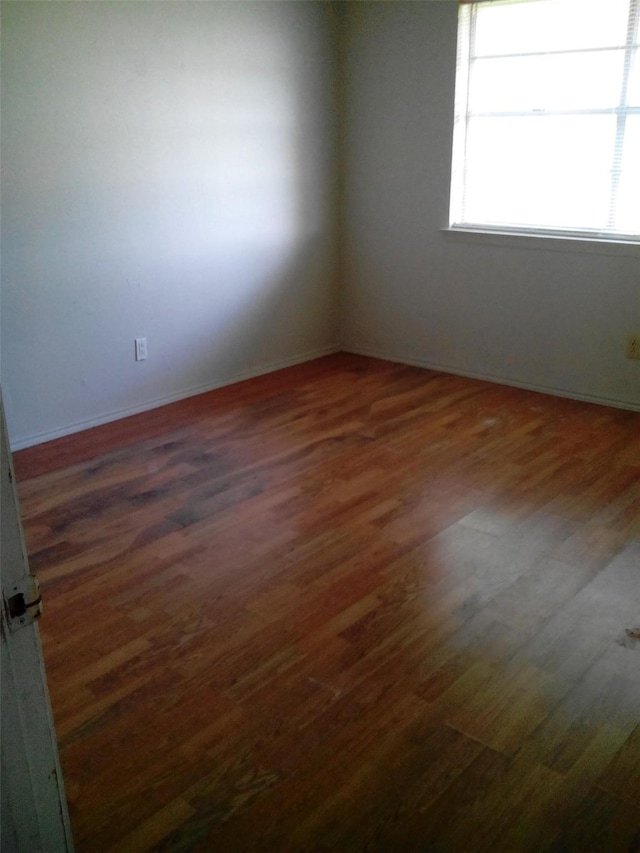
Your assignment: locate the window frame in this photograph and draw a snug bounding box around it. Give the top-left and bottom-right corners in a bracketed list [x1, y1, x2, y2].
[448, 0, 640, 246]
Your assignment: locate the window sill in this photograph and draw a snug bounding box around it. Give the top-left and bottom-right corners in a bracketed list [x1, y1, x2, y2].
[441, 226, 640, 259]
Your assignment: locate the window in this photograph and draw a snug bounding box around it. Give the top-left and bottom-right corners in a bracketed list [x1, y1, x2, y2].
[450, 0, 640, 241]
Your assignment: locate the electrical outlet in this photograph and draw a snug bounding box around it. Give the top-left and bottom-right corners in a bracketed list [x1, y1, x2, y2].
[135, 337, 148, 361]
[626, 334, 640, 360]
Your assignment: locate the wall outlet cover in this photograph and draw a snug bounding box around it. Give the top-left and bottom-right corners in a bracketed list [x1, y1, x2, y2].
[135, 337, 148, 361]
[625, 334, 640, 360]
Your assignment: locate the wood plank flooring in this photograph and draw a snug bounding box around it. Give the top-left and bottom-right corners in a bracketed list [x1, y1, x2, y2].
[15, 353, 640, 852]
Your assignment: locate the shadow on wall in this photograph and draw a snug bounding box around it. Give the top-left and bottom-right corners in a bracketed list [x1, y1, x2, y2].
[1, 1, 338, 447]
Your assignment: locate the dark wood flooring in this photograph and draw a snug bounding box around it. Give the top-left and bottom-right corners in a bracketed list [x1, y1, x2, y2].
[15, 353, 640, 852]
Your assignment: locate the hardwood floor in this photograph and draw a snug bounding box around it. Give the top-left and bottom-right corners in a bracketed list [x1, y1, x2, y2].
[15, 353, 640, 852]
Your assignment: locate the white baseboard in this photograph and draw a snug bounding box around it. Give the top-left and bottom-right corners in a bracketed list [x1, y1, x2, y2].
[11, 344, 340, 451]
[343, 344, 640, 414]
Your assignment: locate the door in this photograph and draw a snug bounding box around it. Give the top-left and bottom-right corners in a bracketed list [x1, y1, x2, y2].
[1, 390, 74, 852]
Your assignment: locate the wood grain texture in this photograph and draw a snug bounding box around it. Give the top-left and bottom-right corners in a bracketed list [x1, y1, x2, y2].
[16, 353, 640, 852]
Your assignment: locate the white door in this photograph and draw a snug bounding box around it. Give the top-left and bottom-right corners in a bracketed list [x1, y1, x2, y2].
[1, 390, 74, 852]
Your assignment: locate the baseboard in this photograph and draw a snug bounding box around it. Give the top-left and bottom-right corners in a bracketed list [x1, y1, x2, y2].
[343, 344, 640, 414]
[11, 344, 341, 451]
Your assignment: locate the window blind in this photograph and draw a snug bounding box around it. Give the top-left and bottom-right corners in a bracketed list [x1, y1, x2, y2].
[450, 0, 640, 240]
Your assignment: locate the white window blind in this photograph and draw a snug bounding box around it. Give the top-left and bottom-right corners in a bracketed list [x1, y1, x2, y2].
[450, 0, 640, 240]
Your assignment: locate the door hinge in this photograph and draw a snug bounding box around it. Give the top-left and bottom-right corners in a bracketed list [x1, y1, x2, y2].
[3, 575, 43, 632]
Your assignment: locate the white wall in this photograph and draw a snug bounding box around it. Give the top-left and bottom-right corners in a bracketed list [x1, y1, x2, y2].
[1, 1, 340, 448]
[341, 1, 640, 411]
[3, 1, 639, 451]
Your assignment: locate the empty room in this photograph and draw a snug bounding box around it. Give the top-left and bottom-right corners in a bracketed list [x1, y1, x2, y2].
[1, 0, 639, 850]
